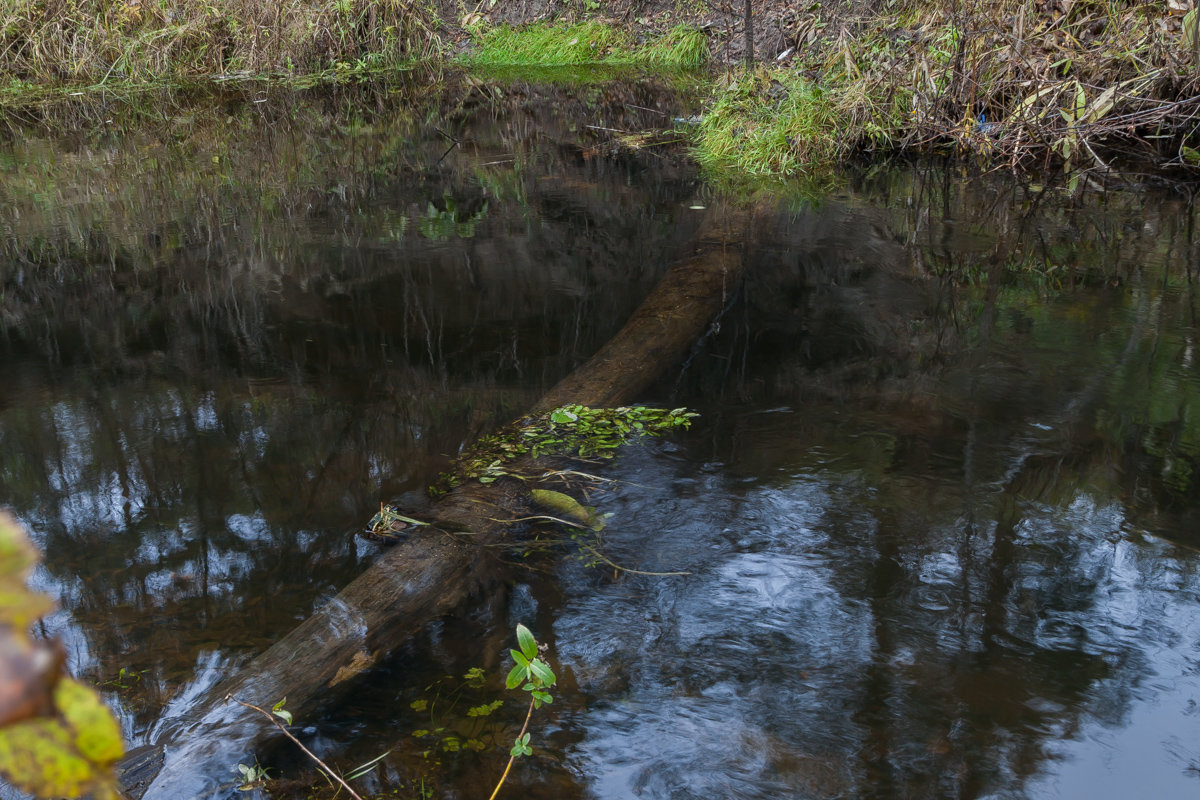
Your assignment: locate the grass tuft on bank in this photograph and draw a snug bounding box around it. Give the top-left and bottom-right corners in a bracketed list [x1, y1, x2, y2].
[694, 70, 841, 176]
[638, 24, 709, 69]
[465, 22, 708, 69]
[466, 21, 630, 66]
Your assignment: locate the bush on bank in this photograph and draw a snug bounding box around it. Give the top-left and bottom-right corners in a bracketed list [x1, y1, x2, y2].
[694, 0, 1200, 174]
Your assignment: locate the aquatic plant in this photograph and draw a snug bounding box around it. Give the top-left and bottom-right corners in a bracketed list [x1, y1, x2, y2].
[432, 404, 697, 494]
[486, 624, 556, 800]
[406, 666, 506, 757]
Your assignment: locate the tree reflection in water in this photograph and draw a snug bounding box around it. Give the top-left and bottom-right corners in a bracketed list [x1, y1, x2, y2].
[2, 84, 1200, 798]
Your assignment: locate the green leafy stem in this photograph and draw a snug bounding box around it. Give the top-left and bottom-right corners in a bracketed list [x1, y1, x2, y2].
[486, 624, 557, 800]
[432, 404, 697, 496]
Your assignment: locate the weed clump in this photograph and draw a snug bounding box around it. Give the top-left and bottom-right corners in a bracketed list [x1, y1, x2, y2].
[695, 70, 841, 175]
[638, 24, 710, 69]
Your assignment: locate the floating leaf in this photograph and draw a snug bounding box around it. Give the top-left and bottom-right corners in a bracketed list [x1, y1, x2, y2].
[463, 667, 485, 688]
[466, 700, 503, 717]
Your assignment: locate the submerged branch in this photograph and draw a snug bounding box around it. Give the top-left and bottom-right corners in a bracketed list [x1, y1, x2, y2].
[225, 697, 364, 800]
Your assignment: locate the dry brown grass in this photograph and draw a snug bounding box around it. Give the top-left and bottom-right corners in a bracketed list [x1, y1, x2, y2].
[698, 0, 1200, 174]
[0, 0, 444, 85]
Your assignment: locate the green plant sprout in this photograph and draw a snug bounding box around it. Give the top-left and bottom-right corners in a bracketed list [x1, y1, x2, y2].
[235, 760, 269, 791]
[486, 624, 557, 800]
[408, 666, 500, 756]
[100, 666, 148, 692]
[270, 697, 293, 725]
[227, 695, 364, 800]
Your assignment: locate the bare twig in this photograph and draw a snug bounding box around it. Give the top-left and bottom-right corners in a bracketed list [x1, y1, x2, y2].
[226, 695, 365, 800]
[576, 544, 692, 577]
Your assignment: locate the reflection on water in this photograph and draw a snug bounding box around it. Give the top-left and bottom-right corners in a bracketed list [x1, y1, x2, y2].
[3, 80, 1200, 798]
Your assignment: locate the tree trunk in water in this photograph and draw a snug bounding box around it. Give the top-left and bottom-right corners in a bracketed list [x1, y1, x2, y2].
[117, 205, 754, 800]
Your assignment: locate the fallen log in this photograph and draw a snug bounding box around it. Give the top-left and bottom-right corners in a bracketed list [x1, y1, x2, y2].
[117, 204, 753, 800]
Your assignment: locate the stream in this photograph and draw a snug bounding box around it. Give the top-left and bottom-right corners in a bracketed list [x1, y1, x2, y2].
[2, 76, 1200, 799]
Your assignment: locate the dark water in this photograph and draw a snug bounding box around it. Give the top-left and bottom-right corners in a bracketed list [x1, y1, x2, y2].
[2, 79, 1200, 799]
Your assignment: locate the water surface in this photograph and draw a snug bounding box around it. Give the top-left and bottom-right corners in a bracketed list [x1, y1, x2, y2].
[2, 79, 1199, 799]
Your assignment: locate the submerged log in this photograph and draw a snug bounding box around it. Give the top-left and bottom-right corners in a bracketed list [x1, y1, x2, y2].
[118, 205, 753, 800]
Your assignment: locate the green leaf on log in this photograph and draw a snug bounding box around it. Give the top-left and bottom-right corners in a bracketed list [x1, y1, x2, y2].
[530, 489, 606, 531]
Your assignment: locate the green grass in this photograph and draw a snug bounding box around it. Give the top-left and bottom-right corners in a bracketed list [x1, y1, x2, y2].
[694, 71, 842, 176]
[637, 25, 710, 69]
[465, 22, 709, 69]
[467, 22, 633, 66]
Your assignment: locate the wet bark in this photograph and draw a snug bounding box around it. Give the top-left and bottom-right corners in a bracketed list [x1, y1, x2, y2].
[117, 205, 753, 800]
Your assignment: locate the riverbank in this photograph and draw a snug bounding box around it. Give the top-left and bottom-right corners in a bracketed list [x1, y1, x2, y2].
[686, 0, 1200, 176]
[2, 0, 1197, 176]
